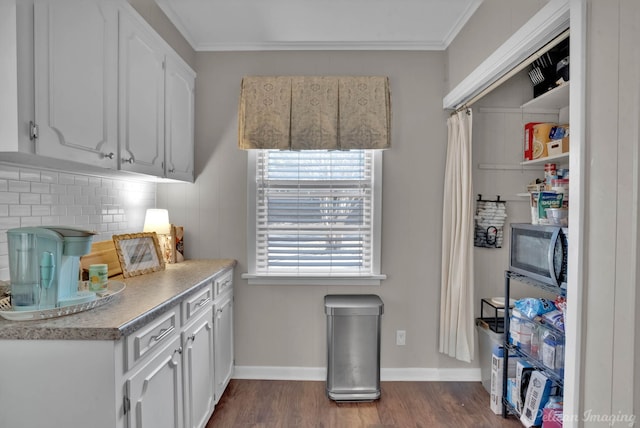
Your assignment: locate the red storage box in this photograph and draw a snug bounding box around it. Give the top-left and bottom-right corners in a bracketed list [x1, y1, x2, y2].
[524, 122, 542, 160]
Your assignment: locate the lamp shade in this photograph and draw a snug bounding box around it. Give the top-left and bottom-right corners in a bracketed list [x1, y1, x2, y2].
[143, 209, 171, 235]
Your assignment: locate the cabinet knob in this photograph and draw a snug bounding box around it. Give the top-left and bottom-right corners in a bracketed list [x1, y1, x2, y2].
[188, 334, 196, 343]
[174, 346, 183, 355]
[103, 152, 115, 160]
[168, 168, 175, 173]
[123, 157, 135, 164]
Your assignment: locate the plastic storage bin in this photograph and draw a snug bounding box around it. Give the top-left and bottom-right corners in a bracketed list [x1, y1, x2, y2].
[324, 294, 384, 401]
[476, 318, 505, 393]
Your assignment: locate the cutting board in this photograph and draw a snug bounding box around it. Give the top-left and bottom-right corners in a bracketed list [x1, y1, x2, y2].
[80, 240, 122, 278]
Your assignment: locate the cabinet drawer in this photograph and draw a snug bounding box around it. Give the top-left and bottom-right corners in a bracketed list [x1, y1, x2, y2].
[126, 306, 179, 371]
[182, 282, 213, 324]
[214, 269, 233, 297]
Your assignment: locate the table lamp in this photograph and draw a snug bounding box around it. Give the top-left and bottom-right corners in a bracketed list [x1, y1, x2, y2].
[143, 208, 173, 263]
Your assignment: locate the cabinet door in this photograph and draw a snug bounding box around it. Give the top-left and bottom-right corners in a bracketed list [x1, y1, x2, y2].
[165, 55, 195, 182]
[182, 307, 215, 428]
[213, 291, 234, 403]
[126, 335, 184, 428]
[118, 9, 165, 176]
[33, 0, 118, 168]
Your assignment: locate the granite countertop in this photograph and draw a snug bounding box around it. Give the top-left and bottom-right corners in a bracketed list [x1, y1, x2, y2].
[0, 259, 236, 341]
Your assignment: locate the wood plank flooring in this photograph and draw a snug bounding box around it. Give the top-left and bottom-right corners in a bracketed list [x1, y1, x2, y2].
[206, 380, 522, 427]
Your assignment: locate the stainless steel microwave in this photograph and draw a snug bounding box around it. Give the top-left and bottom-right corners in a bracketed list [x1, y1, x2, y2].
[509, 223, 568, 288]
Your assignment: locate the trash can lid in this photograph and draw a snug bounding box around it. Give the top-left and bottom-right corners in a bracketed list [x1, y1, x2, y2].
[324, 294, 384, 315]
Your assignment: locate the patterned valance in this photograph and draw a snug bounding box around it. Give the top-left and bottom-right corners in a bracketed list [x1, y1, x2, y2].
[238, 76, 391, 150]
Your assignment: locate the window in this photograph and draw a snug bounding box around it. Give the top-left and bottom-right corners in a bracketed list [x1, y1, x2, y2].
[244, 150, 385, 285]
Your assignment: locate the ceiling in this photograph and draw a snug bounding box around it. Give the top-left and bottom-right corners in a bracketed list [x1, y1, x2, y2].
[154, 0, 483, 51]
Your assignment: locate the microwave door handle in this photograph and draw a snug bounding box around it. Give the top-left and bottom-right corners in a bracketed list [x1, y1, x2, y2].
[548, 228, 561, 287]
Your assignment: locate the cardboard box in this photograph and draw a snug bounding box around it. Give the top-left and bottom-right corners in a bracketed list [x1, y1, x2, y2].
[547, 138, 569, 156]
[506, 378, 518, 410]
[515, 360, 535, 414]
[520, 371, 553, 427]
[489, 347, 518, 414]
[532, 123, 557, 159]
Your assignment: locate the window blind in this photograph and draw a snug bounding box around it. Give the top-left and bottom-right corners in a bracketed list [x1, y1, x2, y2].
[255, 150, 375, 275]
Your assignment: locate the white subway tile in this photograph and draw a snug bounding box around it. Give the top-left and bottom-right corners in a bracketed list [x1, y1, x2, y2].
[108, 222, 120, 231]
[51, 206, 67, 216]
[21, 217, 42, 227]
[75, 215, 89, 225]
[32, 205, 51, 216]
[67, 185, 81, 195]
[0, 193, 19, 204]
[8, 181, 30, 193]
[40, 194, 57, 205]
[74, 176, 89, 186]
[59, 173, 75, 185]
[0, 166, 20, 180]
[40, 171, 58, 184]
[0, 205, 8, 216]
[31, 182, 50, 193]
[51, 184, 67, 194]
[57, 215, 75, 225]
[19, 169, 41, 182]
[41, 216, 58, 224]
[67, 206, 82, 216]
[9, 205, 30, 217]
[0, 217, 20, 230]
[59, 195, 74, 205]
[75, 195, 89, 205]
[0, 180, 7, 191]
[20, 193, 40, 204]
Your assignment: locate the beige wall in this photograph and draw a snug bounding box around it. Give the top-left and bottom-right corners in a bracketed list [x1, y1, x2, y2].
[156, 50, 481, 371]
[582, 0, 639, 423]
[446, 0, 549, 92]
[127, 0, 196, 69]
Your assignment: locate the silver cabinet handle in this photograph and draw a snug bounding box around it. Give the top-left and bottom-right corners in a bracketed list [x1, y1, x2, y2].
[168, 168, 175, 173]
[188, 334, 196, 343]
[103, 152, 115, 159]
[150, 326, 174, 343]
[174, 346, 183, 355]
[196, 297, 211, 308]
[123, 157, 135, 164]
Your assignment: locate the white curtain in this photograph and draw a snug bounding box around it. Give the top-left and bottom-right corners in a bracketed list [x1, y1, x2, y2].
[439, 109, 475, 363]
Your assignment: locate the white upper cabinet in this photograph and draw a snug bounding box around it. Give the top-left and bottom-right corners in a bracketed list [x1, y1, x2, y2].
[33, 0, 118, 168]
[118, 6, 196, 181]
[118, 9, 166, 177]
[6, 0, 195, 181]
[165, 56, 196, 182]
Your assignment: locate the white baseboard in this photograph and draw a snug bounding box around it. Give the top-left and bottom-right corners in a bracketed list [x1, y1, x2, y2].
[233, 366, 481, 382]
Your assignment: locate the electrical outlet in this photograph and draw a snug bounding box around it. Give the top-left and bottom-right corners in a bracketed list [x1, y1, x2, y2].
[396, 330, 406, 346]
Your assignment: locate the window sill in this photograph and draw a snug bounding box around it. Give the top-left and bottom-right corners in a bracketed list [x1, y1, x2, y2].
[241, 273, 387, 286]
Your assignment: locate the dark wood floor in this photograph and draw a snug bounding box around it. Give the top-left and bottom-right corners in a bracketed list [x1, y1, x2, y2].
[206, 380, 522, 427]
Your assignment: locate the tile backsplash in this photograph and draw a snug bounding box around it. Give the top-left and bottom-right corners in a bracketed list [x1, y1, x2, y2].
[0, 164, 156, 279]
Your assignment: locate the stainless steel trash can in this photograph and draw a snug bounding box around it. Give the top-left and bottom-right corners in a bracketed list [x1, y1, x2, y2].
[324, 294, 384, 401]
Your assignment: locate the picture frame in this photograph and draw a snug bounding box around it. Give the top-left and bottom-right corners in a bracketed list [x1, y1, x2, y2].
[112, 232, 165, 278]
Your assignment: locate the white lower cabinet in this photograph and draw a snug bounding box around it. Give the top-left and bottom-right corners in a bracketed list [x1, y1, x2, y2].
[126, 334, 185, 428]
[183, 307, 215, 428]
[0, 265, 234, 428]
[213, 289, 234, 403]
